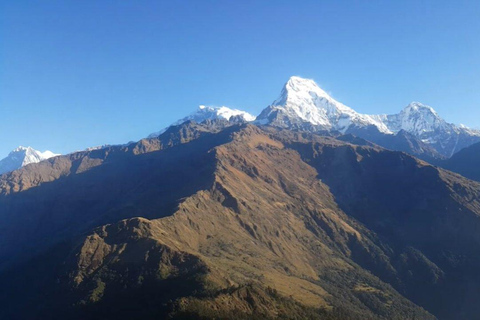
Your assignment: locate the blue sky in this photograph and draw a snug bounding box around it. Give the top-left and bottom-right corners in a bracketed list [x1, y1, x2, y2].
[1, 0, 479, 158]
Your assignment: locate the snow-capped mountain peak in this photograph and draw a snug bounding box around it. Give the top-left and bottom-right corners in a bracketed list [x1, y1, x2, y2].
[148, 105, 256, 138]
[258, 76, 392, 133]
[270, 76, 344, 127]
[403, 101, 438, 115]
[384, 102, 480, 156]
[257, 76, 480, 157]
[0, 146, 60, 175]
[197, 105, 256, 122]
[276, 76, 333, 104]
[385, 102, 446, 136]
[400, 102, 443, 129]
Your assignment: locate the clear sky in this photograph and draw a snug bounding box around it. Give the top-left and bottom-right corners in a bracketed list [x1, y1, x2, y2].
[1, 0, 479, 158]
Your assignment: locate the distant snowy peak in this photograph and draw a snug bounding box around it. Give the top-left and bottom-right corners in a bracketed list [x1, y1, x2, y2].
[268, 76, 337, 128]
[386, 102, 447, 136]
[256, 76, 480, 157]
[403, 101, 438, 115]
[10, 146, 58, 166]
[387, 102, 480, 156]
[0, 146, 60, 175]
[196, 105, 256, 122]
[258, 76, 392, 134]
[259, 76, 451, 136]
[149, 105, 256, 138]
[387, 101, 479, 135]
[273, 76, 333, 108]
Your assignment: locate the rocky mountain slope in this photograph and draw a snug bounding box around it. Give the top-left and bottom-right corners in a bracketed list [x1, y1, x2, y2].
[0, 146, 59, 175]
[2, 121, 480, 319]
[440, 141, 480, 182]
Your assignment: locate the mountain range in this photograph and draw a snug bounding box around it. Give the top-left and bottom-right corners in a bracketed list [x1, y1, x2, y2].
[2, 76, 479, 173]
[2, 120, 480, 319]
[149, 76, 480, 161]
[256, 76, 480, 159]
[2, 76, 480, 319]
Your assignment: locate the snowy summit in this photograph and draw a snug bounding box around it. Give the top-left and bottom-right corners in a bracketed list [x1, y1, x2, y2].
[0, 146, 59, 175]
[146, 76, 479, 157]
[256, 76, 480, 156]
[149, 105, 256, 138]
[256, 76, 391, 133]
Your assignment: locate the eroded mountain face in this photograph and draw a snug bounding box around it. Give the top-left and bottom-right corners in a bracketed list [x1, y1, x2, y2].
[0, 120, 236, 268]
[1, 121, 480, 319]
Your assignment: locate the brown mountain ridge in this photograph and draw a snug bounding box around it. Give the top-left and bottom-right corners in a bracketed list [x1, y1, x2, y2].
[1, 121, 480, 319]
